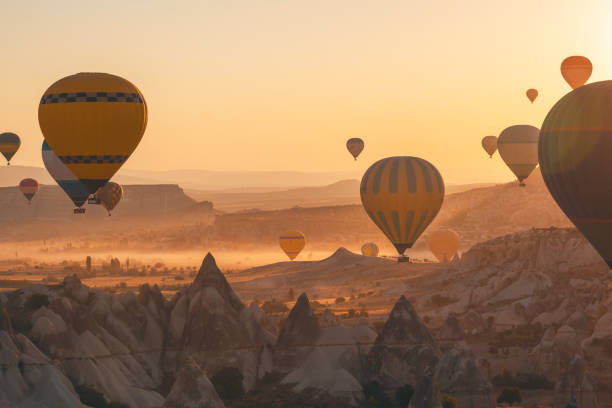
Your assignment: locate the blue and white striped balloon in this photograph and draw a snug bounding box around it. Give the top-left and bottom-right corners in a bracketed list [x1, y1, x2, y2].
[42, 140, 90, 208]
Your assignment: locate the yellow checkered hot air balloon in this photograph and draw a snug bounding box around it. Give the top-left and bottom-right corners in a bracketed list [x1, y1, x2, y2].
[38, 73, 147, 196]
[279, 231, 305, 260]
[96, 182, 123, 216]
[360, 156, 444, 261]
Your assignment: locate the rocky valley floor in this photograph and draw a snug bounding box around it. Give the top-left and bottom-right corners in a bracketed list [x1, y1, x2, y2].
[0, 227, 611, 407]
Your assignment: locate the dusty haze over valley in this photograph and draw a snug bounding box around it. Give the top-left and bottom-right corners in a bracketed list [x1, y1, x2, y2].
[2, 1, 612, 407]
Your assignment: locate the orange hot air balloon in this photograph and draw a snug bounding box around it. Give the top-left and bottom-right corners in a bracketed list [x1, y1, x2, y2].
[19, 178, 39, 204]
[526, 89, 538, 103]
[346, 138, 365, 160]
[428, 229, 459, 262]
[361, 242, 379, 257]
[96, 181, 123, 215]
[481, 136, 498, 158]
[561, 56, 592, 89]
[279, 231, 305, 260]
[539, 80, 612, 268]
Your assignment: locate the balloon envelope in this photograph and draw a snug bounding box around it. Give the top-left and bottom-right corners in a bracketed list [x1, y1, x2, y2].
[481, 136, 498, 158]
[497, 125, 540, 185]
[526, 88, 538, 103]
[96, 181, 123, 214]
[38, 72, 147, 195]
[428, 229, 459, 262]
[346, 138, 364, 160]
[360, 156, 444, 256]
[561, 56, 592, 89]
[19, 178, 39, 203]
[0, 132, 20, 164]
[361, 242, 379, 257]
[42, 141, 89, 208]
[539, 80, 612, 268]
[279, 231, 305, 260]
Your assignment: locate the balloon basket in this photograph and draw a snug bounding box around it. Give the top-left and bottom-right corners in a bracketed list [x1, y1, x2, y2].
[74, 208, 86, 214]
[518, 183, 526, 187]
[397, 256, 410, 263]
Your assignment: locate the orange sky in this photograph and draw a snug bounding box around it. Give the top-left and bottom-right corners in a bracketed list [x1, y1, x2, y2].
[1, 0, 611, 184]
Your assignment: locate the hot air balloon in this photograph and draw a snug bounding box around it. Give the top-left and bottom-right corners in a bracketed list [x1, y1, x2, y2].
[428, 229, 459, 262]
[561, 56, 592, 89]
[497, 125, 539, 186]
[279, 231, 305, 260]
[0, 133, 20, 165]
[361, 242, 379, 257]
[42, 141, 90, 213]
[38, 72, 147, 196]
[19, 178, 39, 204]
[96, 182, 123, 216]
[346, 138, 364, 160]
[526, 88, 538, 103]
[360, 157, 444, 261]
[539, 80, 612, 268]
[481, 136, 498, 158]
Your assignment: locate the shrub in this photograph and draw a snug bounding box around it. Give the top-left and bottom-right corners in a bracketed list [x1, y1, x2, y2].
[497, 387, 522, 405]
[211, 367, 244, 400]
[427, 294, 454, 307]
[261, 299, 288, 314]
[363, 381, 391, 407]
[395, 384, 414, 408]
[75, 384, 129, 408]
[335, 297, 346, 304]
[25, 293, 49, 310]
[441, 394, 458, 408]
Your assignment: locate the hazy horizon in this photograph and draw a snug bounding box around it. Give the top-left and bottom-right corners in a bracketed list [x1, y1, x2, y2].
[2, 0, 611, 185]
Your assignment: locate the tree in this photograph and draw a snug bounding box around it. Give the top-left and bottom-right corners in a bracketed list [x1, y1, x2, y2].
[395, 384, 414, 408]
[86, 256, 92, 273]
[335, 297, 346, 304]
[363, 381, 391, 407]
[211, 367, 244, 400]
[497, 387, 522, 405]
[441, 394, 458, 408]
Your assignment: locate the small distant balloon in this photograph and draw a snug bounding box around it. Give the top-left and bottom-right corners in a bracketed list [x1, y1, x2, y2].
[346, 138, 364, 160]
[526, 89, 538, 103]
[361, 243, 379, 257]
[481, 136, 498, 158]
[96, 181, 123, 216]
[279, 231, 306, 260]
[360, 156, 444, 260]
[428, 229, 459, 262]
[19, 178, 39, 204]
[561, 56, 592, 89]
[497, 125, 540, 186]
[0, 133, 20, 165]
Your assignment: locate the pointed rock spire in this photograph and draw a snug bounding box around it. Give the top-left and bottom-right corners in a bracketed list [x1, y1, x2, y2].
[277, 293, 321, 347]
[376, 295, 434, 346]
